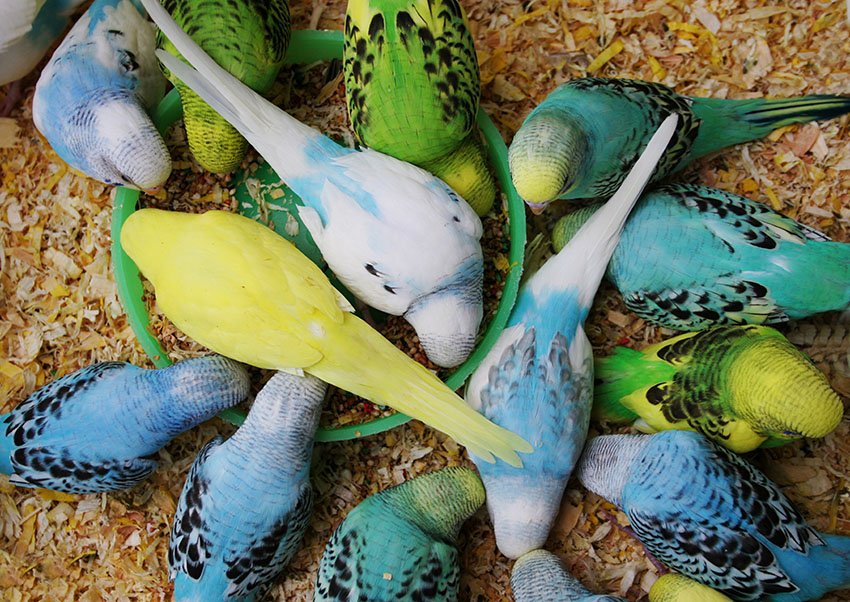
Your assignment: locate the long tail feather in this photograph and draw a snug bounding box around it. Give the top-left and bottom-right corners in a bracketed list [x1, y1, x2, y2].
[690, 95, 850, 157]
[537, 113, 679, 307]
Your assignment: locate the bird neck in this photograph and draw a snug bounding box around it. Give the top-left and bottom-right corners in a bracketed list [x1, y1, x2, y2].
[0, 415, 13, 474]
[377, 467, 485, 544]
[228, 371, 327, 474]
[577, 434, 651, 507]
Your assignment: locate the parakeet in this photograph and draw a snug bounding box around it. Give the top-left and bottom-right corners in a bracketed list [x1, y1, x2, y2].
[511, 550, 628, 601]
[156, 0, 290, 173]
[169, 371, 326, 602]
[120, 208, 531, 467]
[32, 0, 172, 191]
[138, 0, 485, 370]
[508, 77, 850, 211]
[577, 430, 850, 602]
[593, 324, 843, 453]
[463, 114, 678, 558]
[313, 466, 485, 601]
[0, 0, 86, 115]
[551, 183, 850, 331]
[343, 0, 496, 215]
[649, 574, 733, 602]
[0, 355, 249, 494]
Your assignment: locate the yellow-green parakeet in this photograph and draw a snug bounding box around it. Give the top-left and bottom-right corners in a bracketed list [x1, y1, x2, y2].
[593, 324, 843, 453]
[156, 0, 290, 173]
[120, 208, 532, 467]
[649, 574, 733, 602]
[343, 0, 496, 215]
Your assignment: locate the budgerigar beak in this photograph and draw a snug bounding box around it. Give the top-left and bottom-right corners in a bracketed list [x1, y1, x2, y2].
[527, 201, 547, 214]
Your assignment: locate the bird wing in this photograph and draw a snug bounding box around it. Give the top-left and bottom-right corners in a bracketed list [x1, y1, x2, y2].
[344, 0, 479, 159]
[624, 433, 823, 600]
[168, 436, 223, 581]
[221, 483, 313, 600]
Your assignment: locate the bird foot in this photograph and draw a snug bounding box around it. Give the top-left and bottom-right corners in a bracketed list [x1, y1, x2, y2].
[599, 508, 669, 575]
[0, 80, 24, 118]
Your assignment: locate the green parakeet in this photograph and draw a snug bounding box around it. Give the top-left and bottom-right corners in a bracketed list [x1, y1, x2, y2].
[593, 325, 843, 453]
[156, 0, 290, 173]
[343, 0, 496, 215]
[313, 466, 485, 601]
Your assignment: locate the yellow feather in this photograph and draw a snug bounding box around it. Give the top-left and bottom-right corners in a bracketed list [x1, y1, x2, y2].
[649, 574, 733, 602]
[120, 209, 532, 466]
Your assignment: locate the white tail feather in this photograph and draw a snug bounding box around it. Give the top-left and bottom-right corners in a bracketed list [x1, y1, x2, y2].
[533, 114, 679, 306]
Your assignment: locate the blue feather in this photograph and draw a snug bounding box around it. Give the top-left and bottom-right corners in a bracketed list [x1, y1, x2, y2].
[464, 114, 678, 558]
[31, 0, 170, 190]
[1, 356, 249, 494]
[168, 371, 326, 602]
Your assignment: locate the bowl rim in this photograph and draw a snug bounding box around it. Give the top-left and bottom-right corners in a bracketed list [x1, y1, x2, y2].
[110, 28, 526, 441]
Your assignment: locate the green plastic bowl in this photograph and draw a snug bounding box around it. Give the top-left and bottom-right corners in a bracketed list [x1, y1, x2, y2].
[111, 29, 526, 441]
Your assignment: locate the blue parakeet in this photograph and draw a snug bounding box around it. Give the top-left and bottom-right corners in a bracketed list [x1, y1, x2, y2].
[1, 355, 249, 494]
[511, 550, 628, 601]
[313, 466, 485, 601]
[463, 114, 678, 558]
[509, 77, 850, 212]
[168, 370, 327, 602]
[577, 430, 850, 602]
[137, 0, 485, 369]
[0, 0, 86, 115]
[32, 0, 172, 191]
[552, 183, 850, 331]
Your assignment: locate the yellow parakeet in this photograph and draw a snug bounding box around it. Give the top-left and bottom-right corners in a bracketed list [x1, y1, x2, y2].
[120, 208, 532, 467]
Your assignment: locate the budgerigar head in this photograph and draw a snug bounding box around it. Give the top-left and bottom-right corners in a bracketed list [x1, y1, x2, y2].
[377, 467, 485, 544]
[509, 106, 587, 213]
[576, 434, 652, 508]
[725, 327, 843, 445]
[83, 89, 172, 190]
[513, 550, 627, 601]
[551, 203, 602, 252]
[404, 257, 484, 368]
[649, 574, 733, 602]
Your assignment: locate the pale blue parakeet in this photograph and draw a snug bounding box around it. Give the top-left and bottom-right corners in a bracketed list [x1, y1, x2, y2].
[463, 114, 679, 558]
[577, 430, 850, 602]
[551, 183, 850, 331]
[1, 355, 249, 494]
[313, 466, 485, 601]
[168, 371, 327, 602]
[138, 0, 485, 369]
[32, 0, 171, 190]
[511, 550, 627, 601]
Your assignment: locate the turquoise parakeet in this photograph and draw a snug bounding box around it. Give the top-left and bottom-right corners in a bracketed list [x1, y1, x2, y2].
[138, 0, 487, 370]
[552, 183, 850, 331]
[577, 431, 850, 601]
[508, 77, 850, 211]
[343, 0, 496, 215]
[168, 371, 326, 601]
[313, 466, 485, 601]
[593, 325, 843, 453]
[1, 355, 249, 493]
[649, 574, 733, 602]
[511, 550, 628, 601]
[156, 0, 290, 173]
[463, 115, 678, 558]
[120, 208, 531, 467]
[32, 0, 171, 191]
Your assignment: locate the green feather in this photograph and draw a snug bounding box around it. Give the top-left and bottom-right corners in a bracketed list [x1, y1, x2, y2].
[156, 0, 290, 173]
[593, 345, 676, 423]
[343, 0, 495, 215]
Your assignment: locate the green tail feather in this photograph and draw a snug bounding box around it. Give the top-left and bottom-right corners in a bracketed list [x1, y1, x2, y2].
[421, 132, 496, 216]
[689, 94, 850, 158]
[593, 346, 677, 422]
